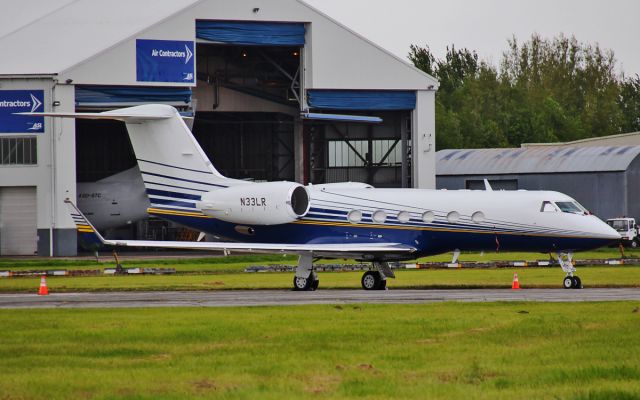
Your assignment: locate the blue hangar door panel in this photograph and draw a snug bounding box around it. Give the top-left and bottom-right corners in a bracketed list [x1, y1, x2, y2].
[307, 90, 416, 111]
[196, 21, 305, 46]
[75, 86, 192, 108]
[136, 39, 195, 83]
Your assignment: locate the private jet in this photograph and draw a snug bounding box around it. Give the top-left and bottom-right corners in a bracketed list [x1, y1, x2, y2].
[24, 105, 620, 290]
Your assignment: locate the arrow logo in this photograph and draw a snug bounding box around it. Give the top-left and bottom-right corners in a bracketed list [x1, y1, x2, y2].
[184, 44, 193, 64]
[29, 93, 42, 112]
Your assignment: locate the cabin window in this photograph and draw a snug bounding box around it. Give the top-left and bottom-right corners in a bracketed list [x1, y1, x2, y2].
[372, 210, 387, 223]
[347, 210, 362, 223]
[540, 201, 557, 212]
[397, 211, 410, 223]
[471, 211, 485, 223]
[422, 211, 435, 223]
[447, 211, 460, 223]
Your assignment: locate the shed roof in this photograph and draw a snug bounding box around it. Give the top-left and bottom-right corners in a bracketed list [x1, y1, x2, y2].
[436, 146, 640, 175]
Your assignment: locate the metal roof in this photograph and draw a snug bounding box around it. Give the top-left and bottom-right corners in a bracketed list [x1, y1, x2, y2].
[436, 145, 640, 175]
[0, 0, 199, 75]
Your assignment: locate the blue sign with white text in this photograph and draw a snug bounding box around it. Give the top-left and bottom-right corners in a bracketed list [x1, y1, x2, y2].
[136, 39, 195, 83]
[0, 90, 44, 133]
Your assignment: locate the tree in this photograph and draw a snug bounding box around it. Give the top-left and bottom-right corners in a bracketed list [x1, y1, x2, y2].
[409, 34, 640, 149]
[619, 74, 640, 132]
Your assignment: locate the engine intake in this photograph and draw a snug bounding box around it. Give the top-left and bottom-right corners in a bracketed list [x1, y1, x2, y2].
[197, 181, 310, 225]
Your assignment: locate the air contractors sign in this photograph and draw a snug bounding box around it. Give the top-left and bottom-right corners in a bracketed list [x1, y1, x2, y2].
[0, 90, 44, 133]
[136, 39, 195, 83]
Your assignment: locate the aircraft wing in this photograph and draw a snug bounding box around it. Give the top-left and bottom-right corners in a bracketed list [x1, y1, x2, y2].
[65, 200, 416, 258]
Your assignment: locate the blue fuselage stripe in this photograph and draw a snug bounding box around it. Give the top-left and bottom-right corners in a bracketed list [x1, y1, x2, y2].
[146, 188, 202, 201]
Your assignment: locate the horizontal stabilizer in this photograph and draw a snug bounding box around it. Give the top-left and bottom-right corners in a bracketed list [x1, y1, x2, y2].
[15, 109, 173, 123]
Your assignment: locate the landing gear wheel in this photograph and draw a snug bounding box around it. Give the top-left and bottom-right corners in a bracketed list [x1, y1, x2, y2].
[572, 276, 582, 289]
[361, 271, 385, 290]
[293, 272, 318, 291]
[563, 276, 574, 289]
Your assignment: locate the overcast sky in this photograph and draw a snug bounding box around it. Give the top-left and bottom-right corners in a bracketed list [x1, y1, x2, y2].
[305, 0, 640, 77]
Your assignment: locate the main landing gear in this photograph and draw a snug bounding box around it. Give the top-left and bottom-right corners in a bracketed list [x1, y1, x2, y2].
[291, 256, 395, 291]
[557, 252, 582, 289]
[361, 262, 395, 291]
[292, 254, 319, 291]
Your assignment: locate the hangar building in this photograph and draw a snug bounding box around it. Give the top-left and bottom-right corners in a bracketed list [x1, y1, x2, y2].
[0, 0, 438, 256]
[436, 145, 640, 221]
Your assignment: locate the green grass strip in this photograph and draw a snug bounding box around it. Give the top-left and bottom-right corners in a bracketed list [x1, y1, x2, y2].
[0, 302, 639, 399]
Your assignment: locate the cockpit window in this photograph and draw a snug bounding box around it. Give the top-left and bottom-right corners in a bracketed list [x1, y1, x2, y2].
[555, 201, 583, 214]
[540, 201, 557, 212]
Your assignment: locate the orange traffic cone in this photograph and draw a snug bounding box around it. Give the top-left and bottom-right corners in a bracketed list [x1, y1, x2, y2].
[38, 275, 49, 296]
[512, 272, 520, 290]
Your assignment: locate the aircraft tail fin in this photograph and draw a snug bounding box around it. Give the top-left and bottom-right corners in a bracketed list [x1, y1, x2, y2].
[23, 105, 249, 211]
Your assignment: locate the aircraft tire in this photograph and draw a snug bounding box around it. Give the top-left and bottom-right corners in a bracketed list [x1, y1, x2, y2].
[293, 274, 316, 291]
[563, 276, 574, 289]
[361, 271, 379, 290]
[361, 271, 386, 290]
[572, 276, 582, 289]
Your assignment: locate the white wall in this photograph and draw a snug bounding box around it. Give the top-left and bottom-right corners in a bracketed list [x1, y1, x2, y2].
[412, 90, 436, 188]
[0, 78, 76, 232]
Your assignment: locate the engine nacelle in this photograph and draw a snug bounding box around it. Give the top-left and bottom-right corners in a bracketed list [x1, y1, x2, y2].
[196, 181, 310, 225]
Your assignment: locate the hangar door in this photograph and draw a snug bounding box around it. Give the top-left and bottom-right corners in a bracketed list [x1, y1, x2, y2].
[0, 187, 37, 255]
[193, 21, 305, 181]
[305, 90, 416, 188]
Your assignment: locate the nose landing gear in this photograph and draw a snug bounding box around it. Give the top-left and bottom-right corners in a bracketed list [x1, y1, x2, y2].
[557, 252, 582, 289]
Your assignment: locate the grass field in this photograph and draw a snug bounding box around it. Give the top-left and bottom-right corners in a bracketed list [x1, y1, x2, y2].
[1, 302, 639, 399]
[1, 266, 640, 293]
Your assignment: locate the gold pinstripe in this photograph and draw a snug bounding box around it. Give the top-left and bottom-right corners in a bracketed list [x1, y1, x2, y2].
[147, 207, 212, 219]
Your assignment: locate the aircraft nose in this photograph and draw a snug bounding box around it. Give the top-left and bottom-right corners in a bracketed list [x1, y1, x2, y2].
[596, 220, 621, 240]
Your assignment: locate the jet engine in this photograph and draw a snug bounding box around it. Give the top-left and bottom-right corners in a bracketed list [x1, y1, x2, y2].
[196, 181, 310, 225]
